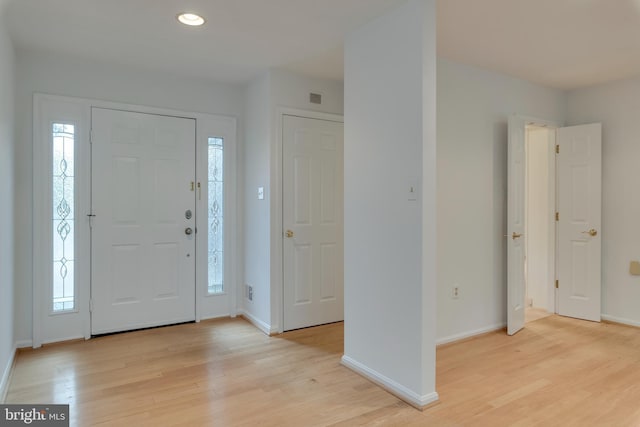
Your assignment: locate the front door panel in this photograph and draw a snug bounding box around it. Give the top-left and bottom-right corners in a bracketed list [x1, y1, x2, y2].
[91, 108, 196, 334]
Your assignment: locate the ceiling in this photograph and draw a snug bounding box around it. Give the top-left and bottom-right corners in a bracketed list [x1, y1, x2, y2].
[438, 0, 640, 90]
[3, 0, 404, 84]
[5, 0, 640, 90]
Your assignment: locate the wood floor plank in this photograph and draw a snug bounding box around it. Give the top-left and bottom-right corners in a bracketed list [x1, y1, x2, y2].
[6, 315, 640, 426]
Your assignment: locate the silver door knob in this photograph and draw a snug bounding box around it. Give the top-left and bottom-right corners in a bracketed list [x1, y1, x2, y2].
[185, 227, 193, 235]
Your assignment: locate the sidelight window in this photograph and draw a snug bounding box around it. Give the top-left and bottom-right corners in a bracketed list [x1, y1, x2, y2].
[208, 137, 224, 294]
[52, 123, 76, 312]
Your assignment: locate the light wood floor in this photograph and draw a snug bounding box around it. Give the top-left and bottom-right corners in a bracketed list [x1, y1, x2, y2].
[6, 316, 640, 426]
[525, 307, 553, 323]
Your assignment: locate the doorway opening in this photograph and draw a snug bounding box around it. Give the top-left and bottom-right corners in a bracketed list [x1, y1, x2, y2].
[508, 117, 602, 335]
[524, 124, 556, 324]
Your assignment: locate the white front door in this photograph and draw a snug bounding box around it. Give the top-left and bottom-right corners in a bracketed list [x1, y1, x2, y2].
[507, 116, 527, 335]
[557, 123, 602, 322]
[91, 108, 196, 334]
[282, 115, 344, 331]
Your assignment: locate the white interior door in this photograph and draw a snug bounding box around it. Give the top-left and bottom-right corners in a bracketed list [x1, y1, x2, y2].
[91, 108, 196, 334]
[283, 115, 344, 331]
[557, 123, 602, 322]
[507, 116, 526, 335]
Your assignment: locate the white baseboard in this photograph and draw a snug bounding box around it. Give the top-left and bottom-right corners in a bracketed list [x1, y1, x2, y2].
[0, 345, 17, 403]
[341, 355, 439, 410]
[199, 313, 231, 322]
[237, 310, 275, 335]
[41, 335, 85, 346]
[601, 314, 640, 328]
[14, 340, 33, 349]
[436, 323, 506, 346]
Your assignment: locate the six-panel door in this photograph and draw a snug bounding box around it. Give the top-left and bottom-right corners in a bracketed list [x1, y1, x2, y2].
[91, 108, 196, 334]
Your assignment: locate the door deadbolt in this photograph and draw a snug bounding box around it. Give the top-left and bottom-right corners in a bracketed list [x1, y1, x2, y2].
[185, 227, 193, 235]
[185, 210, 192, 220]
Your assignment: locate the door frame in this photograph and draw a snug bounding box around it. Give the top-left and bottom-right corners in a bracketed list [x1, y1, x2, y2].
[507, 115, 560, 335]
[524, 121, 559, 314]
[32, 93, 238, 347]
[273, 108, 344, 334]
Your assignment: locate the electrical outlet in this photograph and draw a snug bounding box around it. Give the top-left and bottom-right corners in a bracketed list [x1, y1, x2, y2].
[452, 285, 460, 299]
[248, 285, 253, 301]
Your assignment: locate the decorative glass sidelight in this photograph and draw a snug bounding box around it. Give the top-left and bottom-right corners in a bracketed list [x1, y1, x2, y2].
[208, 137, 224, 294]
[52, 123, 75, 311]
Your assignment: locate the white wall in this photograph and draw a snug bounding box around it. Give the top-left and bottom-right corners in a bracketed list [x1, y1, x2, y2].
[0, 0, 15, 400]
[241, 68, 343, 332]
[436, 59, 566, 343]
[344, 0, 437, 406]
[269, 70, 344, 116]
[526, 127, 551, 310]
[568, 77, 640, 326]
[13, 49, 244, 345]
[242, 72, 272, 331]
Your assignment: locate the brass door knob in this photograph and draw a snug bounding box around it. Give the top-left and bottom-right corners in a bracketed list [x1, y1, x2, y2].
[503, 232, 523, 240]
[581, 229, 598, 237]
[285, 230, 294, 238]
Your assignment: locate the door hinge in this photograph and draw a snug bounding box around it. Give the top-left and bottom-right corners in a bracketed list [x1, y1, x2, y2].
[555, 280, 559, 289]
[87, 213, 96, 228]
[555, 144, 559, 154]
[90, 129, 94, 144]
[89, 299, 94, 312]
[555, 212, 559, 221]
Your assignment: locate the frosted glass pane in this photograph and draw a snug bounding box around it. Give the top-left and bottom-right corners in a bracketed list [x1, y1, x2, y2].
[52, 176, 64, 219]
[207, 137, 224, 294]
[208, 183, 224, 225]
[52, 123, 75, 312]
[208, 216, 223, 253]
[208, 252, 223, 295]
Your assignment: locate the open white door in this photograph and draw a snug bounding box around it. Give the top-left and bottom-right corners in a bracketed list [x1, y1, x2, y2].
[557, 123, 602, 322]
[507, 116, 526, 335]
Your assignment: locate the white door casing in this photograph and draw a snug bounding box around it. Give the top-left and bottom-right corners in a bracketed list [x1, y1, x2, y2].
[91, 108, 196, 334]
[557, 123, 602, 322]
[33, 95, 91, 347]
[282, 115, 344, 331]
[524, 126, 557, 313]
[507, 116, 526, 335]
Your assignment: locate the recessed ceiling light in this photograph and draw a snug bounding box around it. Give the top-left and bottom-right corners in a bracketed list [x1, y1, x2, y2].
[177, 12, 206, 27]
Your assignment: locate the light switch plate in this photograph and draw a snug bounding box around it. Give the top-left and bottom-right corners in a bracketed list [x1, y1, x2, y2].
[258, 187, 264, 200]
[408, 177, 418, 201]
